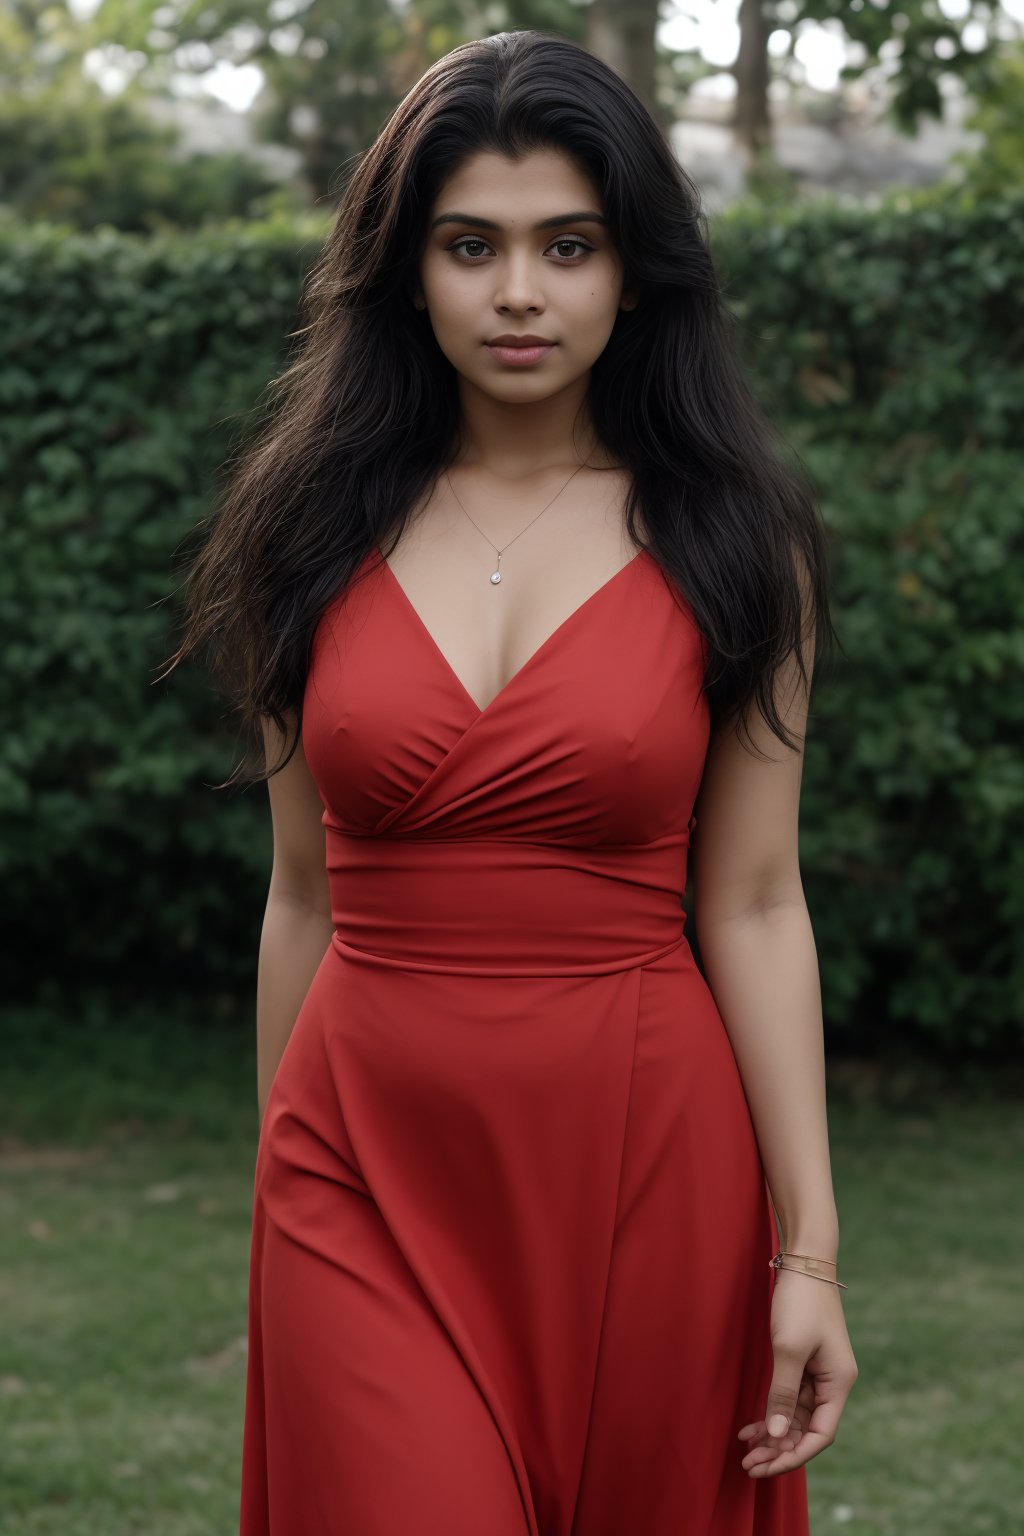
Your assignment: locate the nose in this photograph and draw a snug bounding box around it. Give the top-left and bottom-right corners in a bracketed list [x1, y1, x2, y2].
[492, 251, 545, 315]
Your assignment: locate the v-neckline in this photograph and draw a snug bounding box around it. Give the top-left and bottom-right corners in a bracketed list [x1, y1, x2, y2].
[377, 546, 650, 720]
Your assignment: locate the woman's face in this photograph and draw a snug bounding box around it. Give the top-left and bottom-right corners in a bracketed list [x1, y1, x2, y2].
[415, 147, 636, 400]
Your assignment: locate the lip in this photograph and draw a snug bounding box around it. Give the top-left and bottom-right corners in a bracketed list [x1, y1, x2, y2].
[485, 336, 557, 366]
[487, 334, 555, 346]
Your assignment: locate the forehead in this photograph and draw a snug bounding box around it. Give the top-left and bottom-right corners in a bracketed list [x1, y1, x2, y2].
[429, 148, 600, 217]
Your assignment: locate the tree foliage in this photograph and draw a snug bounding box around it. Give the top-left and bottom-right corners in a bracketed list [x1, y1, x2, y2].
[0, 1, 288, 229]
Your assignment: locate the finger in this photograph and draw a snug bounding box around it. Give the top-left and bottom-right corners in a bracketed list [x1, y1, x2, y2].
[739, 1417, 800, 1447]
[741, 1418, 804, 1461]
[747, 1395, 848, 1476]
[740, 1381, 816, 1445]
[799, 1391, 846, 1449]
[740, 1423, 803, 1468]
[763, 1351, 808, 1439]
[747, 1429, 833, 1476]
[739, 1419, 804, 1468]
[739, 1419, 803, 1454]
[742, 1381, 837, 1471]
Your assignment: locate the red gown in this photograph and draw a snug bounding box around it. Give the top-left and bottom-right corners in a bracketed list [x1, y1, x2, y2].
[239, 545, 810, 1535]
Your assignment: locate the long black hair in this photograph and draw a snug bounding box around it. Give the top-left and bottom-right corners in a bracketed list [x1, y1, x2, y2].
[163, 28, 835, 786]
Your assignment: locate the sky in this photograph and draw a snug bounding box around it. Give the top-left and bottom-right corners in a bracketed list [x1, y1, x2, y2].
[68, 0, 1024, 113]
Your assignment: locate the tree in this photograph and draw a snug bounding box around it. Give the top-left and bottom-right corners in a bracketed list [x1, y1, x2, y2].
[585, 0, 662, 117]
[71, 0, 693, 193]
[950, 35, 1024, 196]
[732, 0, 1007, 165]
[0, 1, 290, 229]
[84, 0, 590, 200]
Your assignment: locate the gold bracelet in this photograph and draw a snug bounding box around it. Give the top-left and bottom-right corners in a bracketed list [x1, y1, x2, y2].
[769, 1250, 848, 1290]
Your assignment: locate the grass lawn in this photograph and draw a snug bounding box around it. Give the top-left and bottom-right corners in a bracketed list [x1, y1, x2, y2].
[1, 1001, 1021, 1534]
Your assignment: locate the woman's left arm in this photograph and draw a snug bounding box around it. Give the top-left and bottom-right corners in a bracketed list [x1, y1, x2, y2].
[690, 592, 859, 1480]
[698, 888, 839, 1258]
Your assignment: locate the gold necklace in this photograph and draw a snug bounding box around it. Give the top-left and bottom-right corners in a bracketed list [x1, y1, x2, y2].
[444, 462, 589, 585]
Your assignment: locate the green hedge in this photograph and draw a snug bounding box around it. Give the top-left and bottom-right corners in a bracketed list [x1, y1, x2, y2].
[710, 188, 1023, 1052]
[3, 191, 1022, 1052]
[714, 190, 1022, 446]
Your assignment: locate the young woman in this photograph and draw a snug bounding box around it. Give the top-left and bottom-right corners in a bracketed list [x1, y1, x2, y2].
[172, 27, 857, 1535]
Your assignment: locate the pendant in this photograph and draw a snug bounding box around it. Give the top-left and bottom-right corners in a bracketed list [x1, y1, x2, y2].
[490, 570, 502, 584]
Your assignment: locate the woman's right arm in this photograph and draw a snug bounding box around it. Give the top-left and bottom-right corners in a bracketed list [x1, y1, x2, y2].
[256, 711, 334, 1128]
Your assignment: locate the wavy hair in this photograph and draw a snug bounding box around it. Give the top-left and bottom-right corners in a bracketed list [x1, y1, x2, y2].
[163, 28, 835, 787]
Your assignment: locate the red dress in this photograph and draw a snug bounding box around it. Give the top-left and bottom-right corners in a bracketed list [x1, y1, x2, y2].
[239, 545, 810, 1535]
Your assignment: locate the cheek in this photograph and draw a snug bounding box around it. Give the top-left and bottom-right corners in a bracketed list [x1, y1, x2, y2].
[420, 252, 456, 302]
[424, 269, 484, 335]
[566, 263, 622, 316]
[564, 289, 621, 341]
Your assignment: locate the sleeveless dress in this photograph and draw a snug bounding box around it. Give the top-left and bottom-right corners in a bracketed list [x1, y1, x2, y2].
[238, 544, 811, 1535]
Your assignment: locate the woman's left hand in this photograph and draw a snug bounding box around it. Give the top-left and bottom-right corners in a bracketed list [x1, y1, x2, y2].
[737, 1264, 859, 1478]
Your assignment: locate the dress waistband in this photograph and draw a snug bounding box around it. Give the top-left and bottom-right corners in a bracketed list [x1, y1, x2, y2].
[324, 825, 695, 977]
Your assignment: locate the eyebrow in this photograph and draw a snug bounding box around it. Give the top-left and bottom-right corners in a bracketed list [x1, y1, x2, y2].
[430, 210, 607, 231]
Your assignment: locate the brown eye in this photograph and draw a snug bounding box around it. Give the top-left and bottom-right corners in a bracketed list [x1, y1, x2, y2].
[548, 238, 594, 261]
[448, 235, 595, 264]
[450, 238, 493, 261]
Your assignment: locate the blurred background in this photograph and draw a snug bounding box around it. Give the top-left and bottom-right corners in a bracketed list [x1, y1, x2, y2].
[2, 3, 1022, 1532]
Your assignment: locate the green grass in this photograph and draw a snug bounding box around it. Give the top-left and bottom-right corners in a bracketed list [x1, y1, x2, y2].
[1, 1002, 256, 1535]
[1, 1003, 1022, 1534]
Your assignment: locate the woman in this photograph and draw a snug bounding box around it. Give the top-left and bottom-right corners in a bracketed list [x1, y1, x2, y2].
[171, 27, 857, 1535]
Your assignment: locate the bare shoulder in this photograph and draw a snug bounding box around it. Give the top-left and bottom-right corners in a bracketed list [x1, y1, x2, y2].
[261, 710, 331, 917]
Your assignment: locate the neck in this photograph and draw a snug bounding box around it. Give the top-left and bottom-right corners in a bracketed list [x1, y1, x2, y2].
[452, 372, 610, 478]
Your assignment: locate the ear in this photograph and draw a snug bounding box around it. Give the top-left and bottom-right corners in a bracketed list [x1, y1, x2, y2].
[619, 288, 639, 312]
